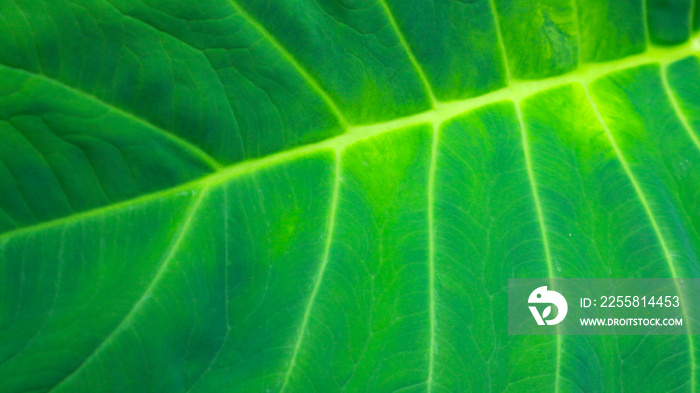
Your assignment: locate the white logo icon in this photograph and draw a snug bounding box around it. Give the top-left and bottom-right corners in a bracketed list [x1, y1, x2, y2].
[528, 286, 568, 325]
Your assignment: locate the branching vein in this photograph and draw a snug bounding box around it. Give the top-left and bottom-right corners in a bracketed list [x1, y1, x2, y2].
[660, 64, 700, 152]
[583, 85, 697, 393]
[224, 0, 349, 128]
[2, 39, 698, 243]
[279, 153, 342, 393]
[0, 64, 222, 171]
[514, 101, 561, 393]
[426, 121, 439, 392]
[376, 0, 437, 106]
[48, 186, 211, 392]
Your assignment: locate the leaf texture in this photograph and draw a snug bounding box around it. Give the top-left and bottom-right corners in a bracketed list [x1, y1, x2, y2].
[1, 0, 700, 392]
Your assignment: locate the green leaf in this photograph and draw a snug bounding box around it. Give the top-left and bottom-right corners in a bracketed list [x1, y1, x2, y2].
[1, 0, 700, 392]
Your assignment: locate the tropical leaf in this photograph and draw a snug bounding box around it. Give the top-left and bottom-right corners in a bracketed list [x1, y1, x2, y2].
[1, 0, 700, 392]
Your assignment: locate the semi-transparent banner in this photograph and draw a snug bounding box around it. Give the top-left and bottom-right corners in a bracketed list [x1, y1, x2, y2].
[508, 278, 700, 335]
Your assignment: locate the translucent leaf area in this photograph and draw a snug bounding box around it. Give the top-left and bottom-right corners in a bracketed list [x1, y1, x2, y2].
[2, 0, 700, 392]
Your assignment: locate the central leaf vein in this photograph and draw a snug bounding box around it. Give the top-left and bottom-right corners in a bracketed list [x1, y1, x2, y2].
[1, 41, 697, 244]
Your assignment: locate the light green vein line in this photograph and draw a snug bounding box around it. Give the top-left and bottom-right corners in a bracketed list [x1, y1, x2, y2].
[583, 85, 696, 393]
[223, 0, 349, 129]
[660, 63, 700, 152]
[487, 0, 512, 82]
[376, 0, 437, 106]
[426, 121, 439, 393]
[183, 186, 231, 393]
[0, 64, 222, 171]
[48, 186, 210, 393]
[2, 39, 698, 244]
[514, 101, 561, 393]
[0, 176, 206, 243]
[514, 101, 554, 293]
[279, 153, 342, 393]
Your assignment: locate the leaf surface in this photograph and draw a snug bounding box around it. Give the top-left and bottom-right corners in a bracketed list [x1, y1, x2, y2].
[2, 1, 700, 392]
